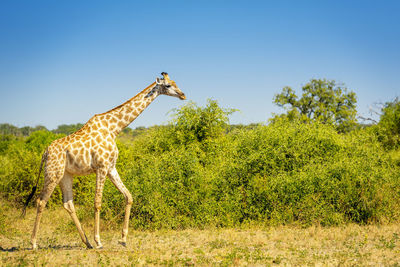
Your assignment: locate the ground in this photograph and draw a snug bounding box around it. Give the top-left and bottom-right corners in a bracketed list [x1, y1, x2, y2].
[1, 199, 400, 266]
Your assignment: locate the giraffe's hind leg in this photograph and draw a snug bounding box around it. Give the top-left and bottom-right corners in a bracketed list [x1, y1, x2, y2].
[31, 150, 66, 250]
[31, 173, 60, 249]
[59, 172, 93, 249]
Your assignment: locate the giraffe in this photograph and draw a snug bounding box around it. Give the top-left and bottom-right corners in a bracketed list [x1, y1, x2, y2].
[23, 72, 186, 249]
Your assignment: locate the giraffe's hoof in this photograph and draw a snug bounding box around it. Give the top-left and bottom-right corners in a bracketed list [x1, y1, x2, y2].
[31, 242, 38, 250]
[118, 241, 127, 247]
[86, 243, 94, 249]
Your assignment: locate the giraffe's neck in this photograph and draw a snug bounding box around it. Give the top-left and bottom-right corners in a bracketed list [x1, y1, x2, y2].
[101, 82, 159, 137]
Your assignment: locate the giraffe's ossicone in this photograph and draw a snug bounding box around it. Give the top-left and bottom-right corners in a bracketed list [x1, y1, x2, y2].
[24, 73, 186, 249]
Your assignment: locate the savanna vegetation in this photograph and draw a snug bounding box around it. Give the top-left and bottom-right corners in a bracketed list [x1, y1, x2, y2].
[1, 200, 400, 265]
[1, 79, 399, 231]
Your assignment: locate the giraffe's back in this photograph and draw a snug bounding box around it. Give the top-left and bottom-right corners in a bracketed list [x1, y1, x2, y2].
[47, 121, 118, 176]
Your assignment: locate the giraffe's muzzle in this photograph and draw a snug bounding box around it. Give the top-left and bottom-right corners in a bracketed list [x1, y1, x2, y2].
[179, 93, 186, 100]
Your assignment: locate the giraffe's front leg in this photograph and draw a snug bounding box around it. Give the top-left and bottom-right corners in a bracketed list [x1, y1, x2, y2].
[94, 169, 107, 249]
[108, 167, 133, 247]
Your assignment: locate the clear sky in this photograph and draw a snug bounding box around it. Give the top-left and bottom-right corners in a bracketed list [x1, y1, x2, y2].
[1, 0, 399, 129]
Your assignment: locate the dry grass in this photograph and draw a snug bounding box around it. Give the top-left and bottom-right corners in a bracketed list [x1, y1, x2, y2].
[1, 199, 400, 266]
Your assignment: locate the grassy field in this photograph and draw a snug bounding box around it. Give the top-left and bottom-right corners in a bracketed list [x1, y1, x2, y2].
[1, 199, 399, 266]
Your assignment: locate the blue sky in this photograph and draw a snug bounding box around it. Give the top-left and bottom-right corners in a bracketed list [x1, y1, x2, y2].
[1, 0, 399, 129]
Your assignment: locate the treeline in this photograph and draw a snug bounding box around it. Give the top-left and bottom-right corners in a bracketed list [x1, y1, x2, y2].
[0, 123, 147, 137]
[0, 79, 399, 229]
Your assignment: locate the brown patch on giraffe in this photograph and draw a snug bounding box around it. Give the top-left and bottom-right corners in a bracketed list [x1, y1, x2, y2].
[108, 143, 114, 151]
[125, 105, 133, 113]
[124, 115, 130, 122]
[110, 117, 117, 124]
[96, 135, 102, 143]
[99, 143, 110, 152]
[98, 147, 105, 156]
[89, 132, 97, 139]
[99, 129, 108, 136]
[101, 120, 109, 128]
[85, 142, 90, 148]
[92, 124, 99, 131]
[117, 113, 124, 120]
[118, 121, 125, 128]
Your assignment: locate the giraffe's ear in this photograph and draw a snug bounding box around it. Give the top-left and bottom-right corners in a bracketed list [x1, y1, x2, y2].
[156, 78, 164, 85]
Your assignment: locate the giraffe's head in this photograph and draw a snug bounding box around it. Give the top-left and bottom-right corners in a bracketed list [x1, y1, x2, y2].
[155, 72, 186, 100]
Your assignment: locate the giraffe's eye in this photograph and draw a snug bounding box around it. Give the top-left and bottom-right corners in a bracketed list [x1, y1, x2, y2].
[165, 85, 171, 88]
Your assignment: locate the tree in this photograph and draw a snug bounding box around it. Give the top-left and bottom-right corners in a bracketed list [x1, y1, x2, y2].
[20, 125, 47, 136]
[376, 97, 400, 149]
[172, 99, 236, 143]
[52, 123, 84, 135]
[0, 123, 20, 135]
[273, 79, 357, 132]
[0, 123, 48, 136]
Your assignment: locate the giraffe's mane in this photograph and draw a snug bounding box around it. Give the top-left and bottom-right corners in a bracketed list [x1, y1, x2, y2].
[98, 82, 156, 116]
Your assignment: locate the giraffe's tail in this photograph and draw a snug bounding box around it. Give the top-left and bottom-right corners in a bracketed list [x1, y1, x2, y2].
[21, 149, 48, 218]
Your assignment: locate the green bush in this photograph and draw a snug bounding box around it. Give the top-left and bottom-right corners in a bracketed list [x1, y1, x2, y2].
[96, 102, 400, 228]
[375, 98, 400, 149]
[0, 131, 64, 205]
[171, 99, 236, 143]
[1, 100, 400, 229]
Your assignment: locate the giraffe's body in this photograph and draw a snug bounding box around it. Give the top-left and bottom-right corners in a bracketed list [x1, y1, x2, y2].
[28, 73, 185, 249]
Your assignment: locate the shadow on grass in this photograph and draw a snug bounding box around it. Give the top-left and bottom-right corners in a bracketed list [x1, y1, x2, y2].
[0, 244, 83, 252]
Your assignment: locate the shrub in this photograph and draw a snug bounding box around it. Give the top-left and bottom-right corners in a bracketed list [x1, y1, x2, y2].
[375, 98, 400, 149]
[0, 131, 64, 205]
[1, 101, 400, 228]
